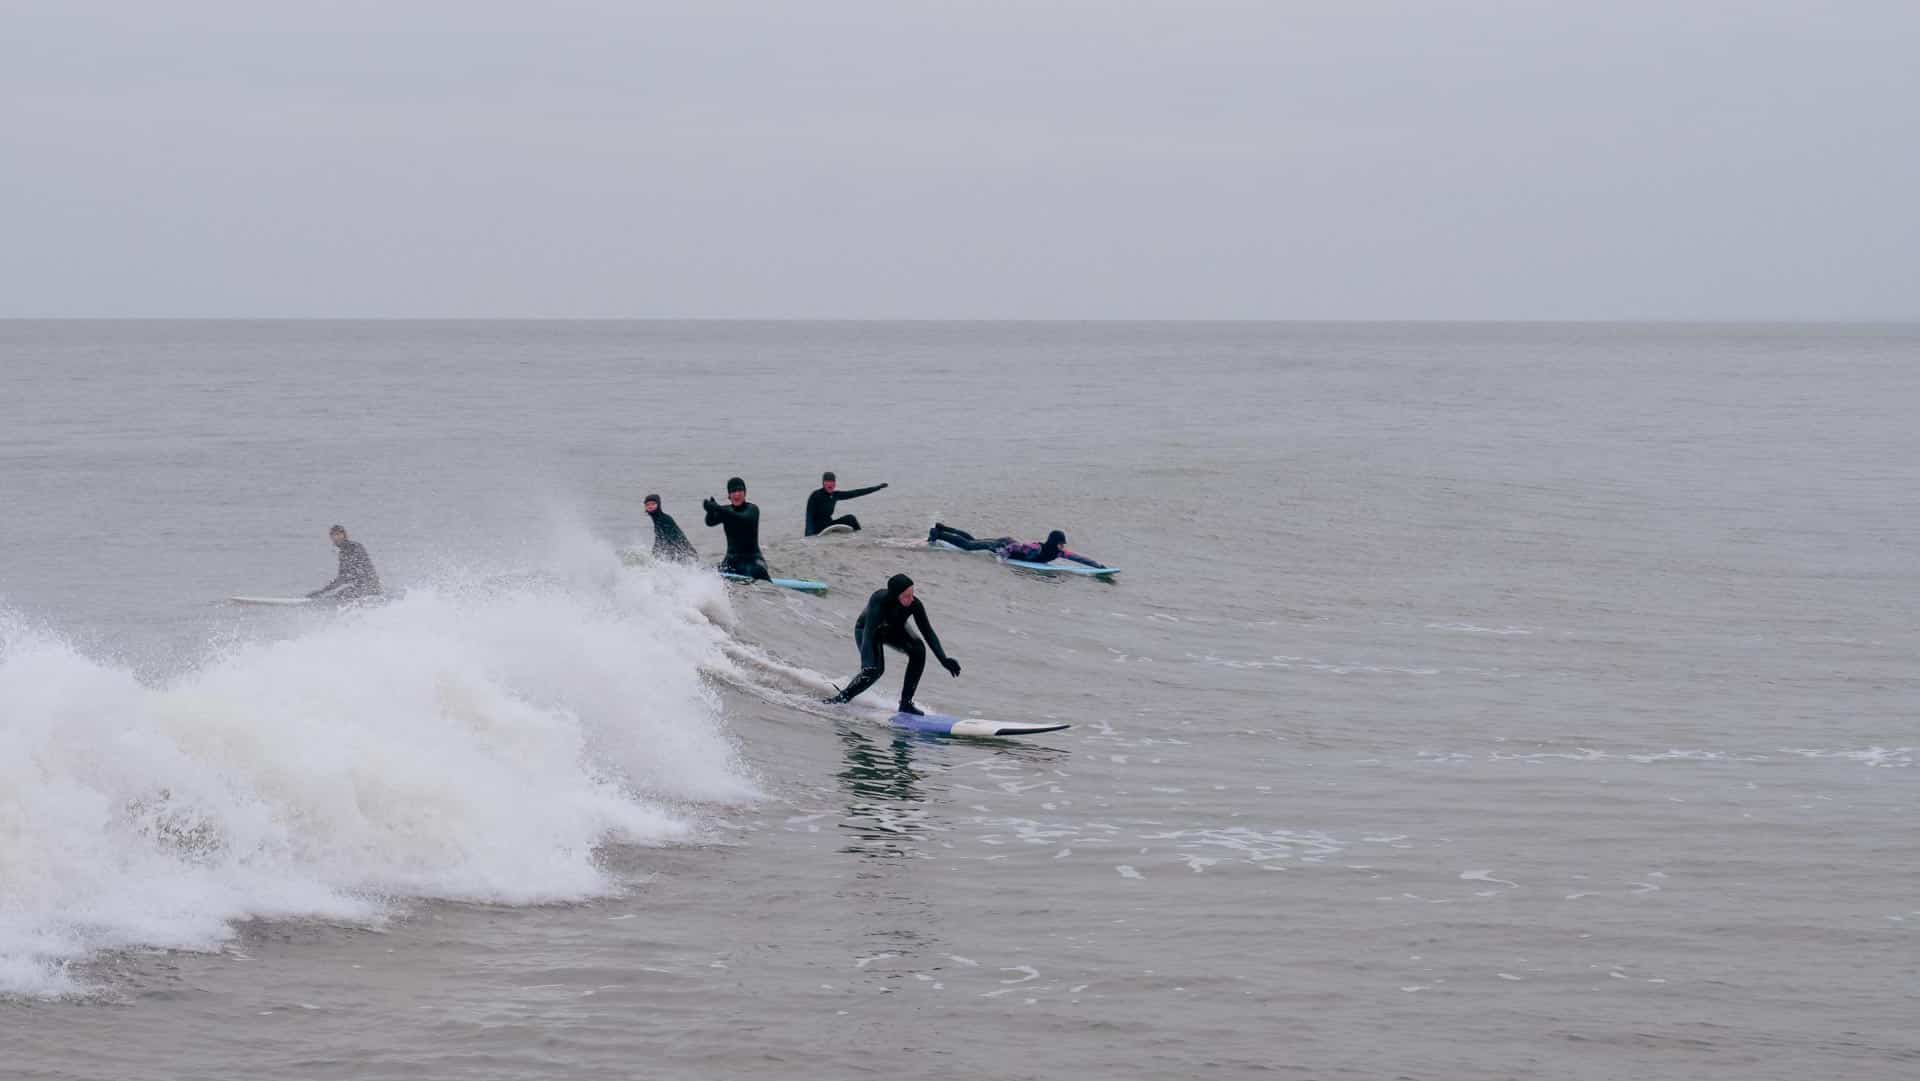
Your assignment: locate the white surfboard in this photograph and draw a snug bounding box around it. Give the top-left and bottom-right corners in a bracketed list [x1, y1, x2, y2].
[890, 710, 1071, 737]
[813, 523, 856, 536]
[227, 595, 313, 606]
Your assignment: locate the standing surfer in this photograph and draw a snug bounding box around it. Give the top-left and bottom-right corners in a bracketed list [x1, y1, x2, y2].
[826, 573, 961, 716]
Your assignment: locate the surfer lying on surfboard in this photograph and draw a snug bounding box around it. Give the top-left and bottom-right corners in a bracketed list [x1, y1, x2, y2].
[703, 476, 771, 581]
[926, 524, 1109, 569]
[308, 525, 382, 600]
[825, 573, 962, 716]
[804, 470, 888, 536]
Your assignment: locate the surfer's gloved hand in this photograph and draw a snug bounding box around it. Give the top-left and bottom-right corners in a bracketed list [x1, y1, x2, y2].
[942, 657, 961, 677]
[702, 497, 718, 511]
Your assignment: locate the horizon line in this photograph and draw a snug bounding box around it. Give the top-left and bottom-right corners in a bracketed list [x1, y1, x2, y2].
[4, 316, 1917, 325]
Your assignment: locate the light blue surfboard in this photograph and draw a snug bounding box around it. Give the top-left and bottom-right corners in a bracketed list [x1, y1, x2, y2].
[929, 540, 1120, 578]
[721, 572, 829, 594]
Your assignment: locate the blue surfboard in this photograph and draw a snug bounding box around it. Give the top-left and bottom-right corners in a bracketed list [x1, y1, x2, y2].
[721, 572, 829, 594]
[929, 540, 1119, 578]
[889, 711, 1071, 737]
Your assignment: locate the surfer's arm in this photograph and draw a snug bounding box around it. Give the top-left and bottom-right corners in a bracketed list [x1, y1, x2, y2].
[1061, 549, 1106, 568]
[836, 483, 886, 502]
[703, 499, 738, 527]
[910, 602, 950, 663]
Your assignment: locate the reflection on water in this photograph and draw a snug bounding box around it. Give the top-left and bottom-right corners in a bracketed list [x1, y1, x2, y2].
[834, 724, 930, 858]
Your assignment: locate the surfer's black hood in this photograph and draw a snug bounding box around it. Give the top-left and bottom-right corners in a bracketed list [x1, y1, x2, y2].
[886, 573, 914, 598]
[645, 494, 663, 516]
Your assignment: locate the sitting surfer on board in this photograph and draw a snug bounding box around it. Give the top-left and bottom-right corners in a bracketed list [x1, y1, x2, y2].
[703, 476, 771, 581]
[308, 525, 383, 600]
[804, 470, 888, 536]
[825, 573, 962, 716]
[927, 523, 1109, 569]
[645, 493, 699, 563]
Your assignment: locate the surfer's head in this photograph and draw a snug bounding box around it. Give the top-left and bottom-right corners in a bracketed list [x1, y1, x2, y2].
[821, 471, 837, 493]
[1046, 530, 1067, 548]
[329, 524, 348, 547]
[643, 494, 661, 514]
[726, 476, 746, 507]
[887, 573, 915, 606]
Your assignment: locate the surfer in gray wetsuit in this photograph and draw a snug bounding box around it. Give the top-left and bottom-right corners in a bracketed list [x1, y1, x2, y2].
[826, 573, 961, 716]
[310, 525, 382, 600]
[805, 471, 888, 535]
[927, 524, 1108, 568]
[645, 494, 698, 563]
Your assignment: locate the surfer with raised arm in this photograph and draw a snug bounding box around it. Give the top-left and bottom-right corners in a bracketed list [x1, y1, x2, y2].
[309, 525, 383, 600]
[825, 573, 961, 716]
[805, 471, 888, 536]
[703, 476, 771, 581]
[927, 524, 1108, 568]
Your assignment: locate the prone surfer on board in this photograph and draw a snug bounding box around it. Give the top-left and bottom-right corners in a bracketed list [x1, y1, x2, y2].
[703, 477, 771, 581]
[825, 573, 962, 716]
[804, 471, 888, 536]
[927, 524, 1109, 569]
[309, 525, 382, 600]
[645, 494, 699, 563]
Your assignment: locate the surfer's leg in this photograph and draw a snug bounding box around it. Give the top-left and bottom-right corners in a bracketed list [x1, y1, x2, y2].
[747, 556, 771, 581]
[896, 633, 928, 710]
[832, 628, 884, 702]
[932, 527, 1005, 553]
[830, 514, 861, 532]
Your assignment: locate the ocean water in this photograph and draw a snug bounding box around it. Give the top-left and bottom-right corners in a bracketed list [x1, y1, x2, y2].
[1, 321, 1915, 1080]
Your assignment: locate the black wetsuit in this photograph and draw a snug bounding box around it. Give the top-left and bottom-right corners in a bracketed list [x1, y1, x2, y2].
[703, 498, 770, 580]
[804, 483, 885, 536]
[929, 524, 1105, 568]
[315, 540, 382, 599]
[836, 584, 955, 709]
[648, 503, 698, 563]
[929, 524, 1013, 554]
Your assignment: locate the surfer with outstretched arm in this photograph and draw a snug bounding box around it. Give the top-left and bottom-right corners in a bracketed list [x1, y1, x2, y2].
[805, 471, 888, 536]
[825, 573, 961, 716]
[703, 476, 771, 581]
[308, 525, 383, 600]
[927, 524, 1108, 568]
[645, 494, 698, 563]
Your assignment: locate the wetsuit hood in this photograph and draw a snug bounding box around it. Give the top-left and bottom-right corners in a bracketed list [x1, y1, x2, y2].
[726, 477, 746, 494]
[1047, 530, 1067, 546]
[886, 573, 914, 598]
[644, 494, 662, 515]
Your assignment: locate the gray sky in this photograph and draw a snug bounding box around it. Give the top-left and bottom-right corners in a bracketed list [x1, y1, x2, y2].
[4, 0, 1915, 319]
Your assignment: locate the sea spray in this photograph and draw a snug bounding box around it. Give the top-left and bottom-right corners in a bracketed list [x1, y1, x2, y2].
[0, 539, 756, 997]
